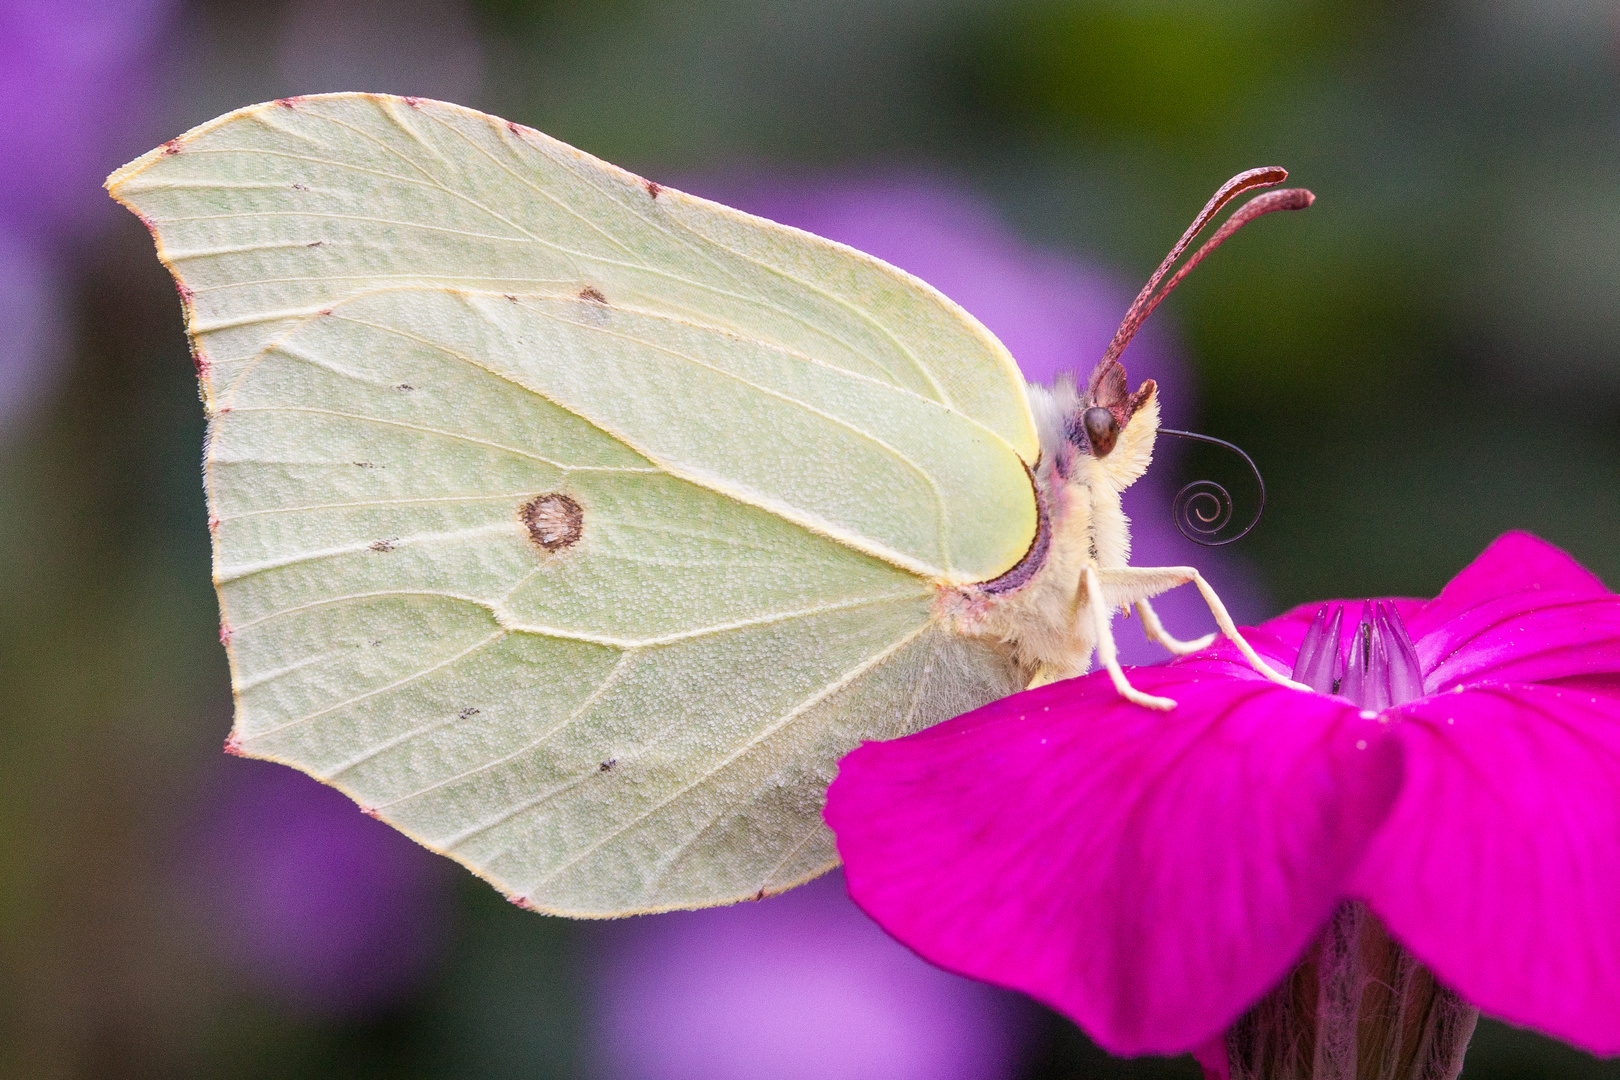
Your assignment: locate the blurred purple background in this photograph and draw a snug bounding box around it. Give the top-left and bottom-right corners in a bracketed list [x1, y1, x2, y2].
[592, 874, 1024, 1080]
[0, 0, 173, 433]
[180, 760, 452, 1016]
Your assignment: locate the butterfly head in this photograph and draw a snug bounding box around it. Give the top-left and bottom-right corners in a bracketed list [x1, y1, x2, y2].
[1029, 362, 1159, 493]
[1074, 358, 1155, 462]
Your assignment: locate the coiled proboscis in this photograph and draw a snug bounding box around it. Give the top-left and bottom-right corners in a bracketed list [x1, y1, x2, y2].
[1157, 428, 1266, 547]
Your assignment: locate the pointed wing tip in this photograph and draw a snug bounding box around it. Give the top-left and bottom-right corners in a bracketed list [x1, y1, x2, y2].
[103, 92, 388, 193]
[105, 146, 164, 195]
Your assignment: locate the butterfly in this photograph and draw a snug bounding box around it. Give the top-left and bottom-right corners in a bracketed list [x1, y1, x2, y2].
[108, 94, 1312, 916]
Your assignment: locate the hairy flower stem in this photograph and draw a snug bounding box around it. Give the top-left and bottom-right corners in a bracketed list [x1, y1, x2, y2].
[1224, 902, 1478, 1080]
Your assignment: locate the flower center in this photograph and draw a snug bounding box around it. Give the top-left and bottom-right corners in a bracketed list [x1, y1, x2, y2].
[1289, 601, 1425, 710]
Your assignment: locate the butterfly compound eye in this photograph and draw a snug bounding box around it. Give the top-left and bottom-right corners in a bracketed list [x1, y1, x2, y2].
[1084, 406, 1120, 457]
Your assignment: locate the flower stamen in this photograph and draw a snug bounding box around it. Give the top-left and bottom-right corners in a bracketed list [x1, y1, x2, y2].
[1292, 601, 1425, 710]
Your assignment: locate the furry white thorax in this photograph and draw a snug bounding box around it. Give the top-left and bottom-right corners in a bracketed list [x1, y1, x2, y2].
[936, 376, 1160, 682]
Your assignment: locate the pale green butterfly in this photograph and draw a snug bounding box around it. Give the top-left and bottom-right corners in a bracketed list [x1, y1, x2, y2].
[108, 94, 1311, 917]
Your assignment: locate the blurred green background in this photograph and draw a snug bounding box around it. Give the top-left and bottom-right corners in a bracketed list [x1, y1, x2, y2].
[3, 0, 1619, 1077]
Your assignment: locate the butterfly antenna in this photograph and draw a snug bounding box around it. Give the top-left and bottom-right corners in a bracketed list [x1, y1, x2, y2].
[1100, 167, 1315, 366]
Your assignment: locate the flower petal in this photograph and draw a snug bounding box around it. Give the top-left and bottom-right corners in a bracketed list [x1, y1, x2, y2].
[1408, 531, 1610, 640]
[825, 668, 1401, 1055]
[1192, 1036, 1231, 1080]
[1353, 683, 1620, 1053]
[1419, 592, 1620, 690]
[1547, 672, 1620, 701]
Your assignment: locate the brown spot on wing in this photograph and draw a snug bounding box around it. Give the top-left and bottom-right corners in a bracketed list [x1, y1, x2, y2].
[520, 493, 584, 551]
[579, 286, 607, 303]
[645, 179, 662, 198]
[162, 138, 182, 156]
[222, 733, 244, 756]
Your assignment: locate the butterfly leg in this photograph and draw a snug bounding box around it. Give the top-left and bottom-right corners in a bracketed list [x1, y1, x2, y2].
[1094, 566, 1309, 691]
[1081, 565, 1177, 710]
[1184, 570, 1312, 690]
[1135, 596, 1217, 656]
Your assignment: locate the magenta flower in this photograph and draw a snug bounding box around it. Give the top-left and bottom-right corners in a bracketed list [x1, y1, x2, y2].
[825, 532, 1620, 1067]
